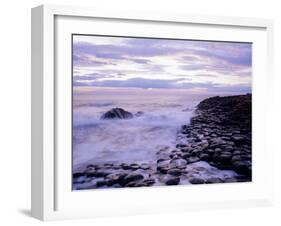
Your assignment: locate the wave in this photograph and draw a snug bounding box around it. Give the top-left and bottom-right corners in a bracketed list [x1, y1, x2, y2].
[72, 109, 194, 170]
[72, 90, 207, 170]
[74, 101, 115, 108]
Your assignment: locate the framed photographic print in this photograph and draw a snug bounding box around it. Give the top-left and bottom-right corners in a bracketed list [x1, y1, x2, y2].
[31, 4, 274, 221]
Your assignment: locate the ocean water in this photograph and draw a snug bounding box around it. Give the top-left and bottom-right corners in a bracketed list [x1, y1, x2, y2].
[72, 87, 212, 171]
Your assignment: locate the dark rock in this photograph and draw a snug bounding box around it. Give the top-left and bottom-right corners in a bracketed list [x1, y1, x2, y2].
[106, 173, 127, 186]
[199, 153, 210, 161]
[182, 153, 191, 160]
[167, 168, 182, 176]
[157, 165, 170, 174]
[169, 158, 187, 169]
[121, 163, 131, 170]
[224, 178, 238, 183]
[231, 155, 242, 162]
[86, 164, 96, 170]
[140, 163, 150, 170]
[75, 184, 96, 190]
[233, 161, 251, 176]
[157, 158, 170, 164]
[214, 148, 222, 153]
[73, 172, 85, 178]
[96, 180, 107, 187]
[73, 173, 86, 184]
[188, 156, 200, 163]
[205, 177, 222, 184]
[101, 108, 133, 120]
[126, 181, 146, 187]
[165, 177, 180, 185]
[112, 165, 121, 170]
[130, 163, 140, 170]
[86, 170, 110, 178]
[176, 94, 251, 180]
[122, 173, 144, 185]
[218, 153, 232, 162]
[143, 178, 156, 186]
[189, 177, 205, 184]
[233, 150, 242, 155]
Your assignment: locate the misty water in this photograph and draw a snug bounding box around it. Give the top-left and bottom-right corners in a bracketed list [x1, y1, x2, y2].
[72, 87, 213, 172]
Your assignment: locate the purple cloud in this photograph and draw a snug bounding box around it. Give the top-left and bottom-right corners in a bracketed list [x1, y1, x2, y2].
[72, 35, 252, 91]
[73, 77, 251, 94]
[73, 54, 115, 67]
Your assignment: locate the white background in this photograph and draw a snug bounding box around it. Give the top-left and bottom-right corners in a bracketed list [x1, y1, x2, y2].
[55, 15, 269, 216]
[0, 0, 280, 225]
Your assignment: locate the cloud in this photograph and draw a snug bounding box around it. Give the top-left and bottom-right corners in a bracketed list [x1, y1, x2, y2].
[191, 47, 251, 67]
[73, 40, 178, 61]
[74, 77, 187, 89]
[73, 54, 115, 67]
[73, 72, 125, 81]
[73, 77, 251, 94]
[72, 35, 252, 91]
[130, 58, 151, 64]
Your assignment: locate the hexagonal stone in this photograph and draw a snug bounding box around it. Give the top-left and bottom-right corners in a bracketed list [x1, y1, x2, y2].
[189, 177, 205, 184]
[165, 177, 180, 185]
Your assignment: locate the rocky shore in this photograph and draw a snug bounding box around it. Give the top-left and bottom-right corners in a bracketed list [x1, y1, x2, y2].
[73, 94, 252, 190]
[177, 94, 252, 180]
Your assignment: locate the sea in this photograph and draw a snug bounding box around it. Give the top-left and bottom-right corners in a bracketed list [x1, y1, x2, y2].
[72, 86, 215, 171]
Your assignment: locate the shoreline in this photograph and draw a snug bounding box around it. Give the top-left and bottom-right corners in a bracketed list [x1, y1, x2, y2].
[73, 94, 252, 190]
[176, 94, 252, 181]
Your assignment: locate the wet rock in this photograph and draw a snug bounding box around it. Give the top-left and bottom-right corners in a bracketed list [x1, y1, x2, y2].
[167, 168, 182, 176]
[232, 135, 245, 143]
[130, 163, 140, 170]
[165, 177, 180, 185]
[231, 155, 242, 162]
[233, 161, 251, 176]
[122, 173, 144, 185]
[182, 153, 191, 160]
[224, 178, 238, 183]
[188, 156, 200, 163]
[76, 184, 96, 190]
[214, 148, 222, 153]
[101, 108, 133, 120]
[73, 172, 85, 178]
[125, 181, 146, 187]
[157, 165, 170, 174]
[177, 94, 252, 179]
[218, 153, 232, 162]
[86, 170, 110, 178]
[86, 164, 96, 170]
[169, 158, 187, 169]
[157, 158, 170, 164]
[205, 177, 222, 184]
[106, 173, 127, 186]
[233, 150, 242, 155]
[189, 177, 205, 184]
[112, 165, 121, 170]
[96, 180, 107, 187]
[143, 178, 156, 186]
[157, 160, 170, 168]
[140, 163, 150, 170]
[121, 163, 131, 170]
[181, 146, 193, 152]
[199, 153, 210, 161]
[73, 173, 86, 184]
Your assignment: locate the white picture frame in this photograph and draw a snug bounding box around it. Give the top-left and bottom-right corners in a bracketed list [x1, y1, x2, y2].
[31, 4, 274, 221]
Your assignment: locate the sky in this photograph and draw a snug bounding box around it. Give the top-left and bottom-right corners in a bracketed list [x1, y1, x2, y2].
[72, 35, 252, 94]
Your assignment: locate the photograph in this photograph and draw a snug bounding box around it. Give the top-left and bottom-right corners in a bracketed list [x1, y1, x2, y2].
[72, 35, 252, 190]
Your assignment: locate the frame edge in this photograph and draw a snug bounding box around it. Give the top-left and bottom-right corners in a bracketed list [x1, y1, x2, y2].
[30, 3, 275, 220]
[31, 5, 44, 221]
